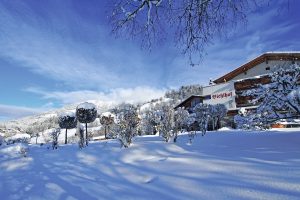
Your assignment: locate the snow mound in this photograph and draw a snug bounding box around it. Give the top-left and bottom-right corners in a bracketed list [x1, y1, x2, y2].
[218, 127, 234, 131]
[6, 133, 30, 140]
[1, 130, 300, 200]
[0, 143, 28, 157]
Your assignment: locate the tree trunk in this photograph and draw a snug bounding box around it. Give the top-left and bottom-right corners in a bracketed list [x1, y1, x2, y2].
[65, 128, 68, 144]
[173, 131, 178, 143]
[105, 126, 107, 139]
[85, 123, 88, 146]
[217, 117, 221, 129]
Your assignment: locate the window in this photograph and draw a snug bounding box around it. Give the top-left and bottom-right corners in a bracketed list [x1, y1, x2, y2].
[204, 95, 211, 100]
[191, 98, 202, 107]
[244, 71, 247, 75]
[265, 66, 270, 71]
[229, 100, 233, 108]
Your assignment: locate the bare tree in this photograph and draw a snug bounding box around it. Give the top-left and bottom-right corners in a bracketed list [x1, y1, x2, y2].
[100, 114, 114, 139]
[49, 128, 61, 150]
[111, 0, 263, 64]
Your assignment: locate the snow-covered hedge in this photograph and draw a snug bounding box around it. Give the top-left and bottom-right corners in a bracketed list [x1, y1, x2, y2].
[58, 112, 77, 144]
[76, 102, 97, 124]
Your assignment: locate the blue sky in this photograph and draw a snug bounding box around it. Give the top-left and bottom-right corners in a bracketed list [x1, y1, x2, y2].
[0, 0, 300, 121]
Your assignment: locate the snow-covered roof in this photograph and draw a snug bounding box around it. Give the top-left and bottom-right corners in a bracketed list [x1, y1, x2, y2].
[214, 52, 300, 84]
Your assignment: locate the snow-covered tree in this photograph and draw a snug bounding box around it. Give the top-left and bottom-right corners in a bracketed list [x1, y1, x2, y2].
[214, 104, 227, 129]
[100, 113, 114, 139]
[49, 128, 60, 150]
[113, 103, 140, 147]
[165, 84, 203, 102]
[288, 88, 300, 113]
[140, 110, 154, 135]
[58, 112, 77, 144]
[208, 104, 218, 130]
[157, 103, 175, 142]
[140, 105, 161, 135]
[243, 64, 300, 126]
[186, 113, 197, 143]
[76, 122, 85, 149]
[193, 103, 209, 136]
[76, 102, 97, 146]
[111, 0, 263, 64]
[234, 108, 269, 130]
[173, 107, 189, 142]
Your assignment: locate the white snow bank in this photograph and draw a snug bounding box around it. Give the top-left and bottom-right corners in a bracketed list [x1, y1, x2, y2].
[0, 143, 28, 157]
[6, 133, 30, 140]
[1, 130, 300, 200]
[218, 127, 234, 131]
[271, 127, 300, 132]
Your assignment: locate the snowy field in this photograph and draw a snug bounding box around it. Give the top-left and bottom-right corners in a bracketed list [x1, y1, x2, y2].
[1, 129, 300, 200]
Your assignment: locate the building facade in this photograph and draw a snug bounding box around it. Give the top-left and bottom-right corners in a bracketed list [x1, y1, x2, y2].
[175, 52, 300, 116]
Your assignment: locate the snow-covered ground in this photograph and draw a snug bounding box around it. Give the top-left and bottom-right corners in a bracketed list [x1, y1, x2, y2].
[1, 129, 300, 200]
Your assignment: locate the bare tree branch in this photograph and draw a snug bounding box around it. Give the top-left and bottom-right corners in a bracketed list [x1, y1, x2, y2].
[110, 0, 267, 65]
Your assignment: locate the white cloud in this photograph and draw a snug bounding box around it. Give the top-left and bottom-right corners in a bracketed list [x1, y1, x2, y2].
[0, 104, 43, 121]
[25, 86, 166, 105]
[0, 2, 166, 90]
[0, 13, 117, 89]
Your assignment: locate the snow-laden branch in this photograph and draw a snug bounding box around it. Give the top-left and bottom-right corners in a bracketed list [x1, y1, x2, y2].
[111, 0, 260, 65]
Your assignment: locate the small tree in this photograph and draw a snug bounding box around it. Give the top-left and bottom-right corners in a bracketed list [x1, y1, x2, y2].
[208, 104, 218, 130]
[100, 113, 114, 139]
[140, 106, 161, 135]
[49, 128, 61, 150]
[113, 103, 140, 147]
[58, 112, 77, 144]
[214, 104, 227, 129]
[186, 113, 197, 143]
[174, 107, 189, 142]
[76, 102, 97, 146]
[157, 103, 175, 142]
[193, 103, 209, 136]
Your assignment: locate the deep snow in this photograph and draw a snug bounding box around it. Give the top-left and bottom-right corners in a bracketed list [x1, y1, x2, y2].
[1, 129, 300, 200]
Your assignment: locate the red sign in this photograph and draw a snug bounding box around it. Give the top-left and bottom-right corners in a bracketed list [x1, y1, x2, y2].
[212, 92, 233, 99]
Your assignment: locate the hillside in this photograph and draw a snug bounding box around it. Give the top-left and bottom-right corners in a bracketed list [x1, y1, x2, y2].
[1, 129, 300, 200]
[0, 84, 203, 136]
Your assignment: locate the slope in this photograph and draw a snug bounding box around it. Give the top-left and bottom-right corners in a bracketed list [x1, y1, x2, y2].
[0, 129, 300, 200]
